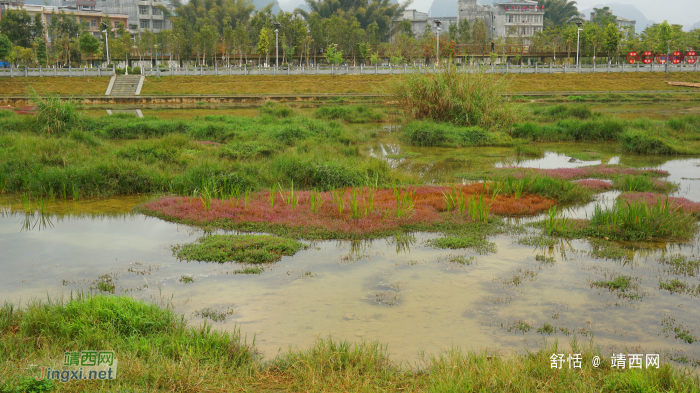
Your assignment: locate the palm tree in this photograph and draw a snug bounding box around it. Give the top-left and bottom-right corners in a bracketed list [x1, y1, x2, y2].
[537, 0, 581, 27]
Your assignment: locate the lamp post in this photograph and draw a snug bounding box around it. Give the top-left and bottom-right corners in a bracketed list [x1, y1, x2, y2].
[154, 44, 159, 76]
[666, 40, 671, 73]
[434, 19, 442, 66]
[100, 22, 110, 65]
[575, 20, 583, 68]
[272, 21, 281, 68]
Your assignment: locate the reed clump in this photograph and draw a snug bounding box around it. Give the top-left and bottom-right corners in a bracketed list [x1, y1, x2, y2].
[386, 66, 516, 129]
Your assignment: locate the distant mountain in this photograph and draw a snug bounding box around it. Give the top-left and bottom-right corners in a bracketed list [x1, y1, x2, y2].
[428, 0, 493, 17]
[690, 21, 700, 31]
[253, 0, 281, 13]
[580, 3, 655, 31]
[278, 0, 306, 13]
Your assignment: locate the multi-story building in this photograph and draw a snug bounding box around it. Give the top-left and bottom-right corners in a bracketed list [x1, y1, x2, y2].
[400, 9, 456, 40]
[458, 0, 544, 43]
[48, 0, 172, 33]
[5, 4, 130, 40]
[0, 0, 23, 17]
[616, 16, 636, 31]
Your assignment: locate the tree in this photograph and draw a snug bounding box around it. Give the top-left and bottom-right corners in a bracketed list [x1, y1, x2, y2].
[79, 33, 100, 65]
[234, 23, 250, 66]
[257, 27, 271, 65]
[601, 22, 620, 63]
[222, 17, 235, 66]
[590, 7, 616, 27]
[0, 9, 36, 47]
[454, 18, 471, 44]
[48, 11, 83, 66]
[297, 0, 407, 41]
[472, 19, 487, 46]
[0, 34, 11, 60]
[324, 43, 342, 65]
[397, 19, 412, 38]
[581, 22, 602, 63]
[35, 38, 47, 66]
[536, 0, 580, 27]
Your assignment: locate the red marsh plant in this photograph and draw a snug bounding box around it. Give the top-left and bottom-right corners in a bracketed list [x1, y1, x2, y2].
[140, 184, 555, 239]
[574, 179, 614, 192]
[619, 192, 700, 216]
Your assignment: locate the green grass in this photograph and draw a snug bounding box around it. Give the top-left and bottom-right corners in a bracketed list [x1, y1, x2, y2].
[545, 199, 698, 242]
[0, 111, 398, 198]
[2, 295, 699, 392]
[171, 234, 307, 264]
[313, 105, 384, 123]
[427, 235, 497, 254]
[511, 115, 700, 155]
[659, 279, 700, 297]
[400, 120, 514, 147]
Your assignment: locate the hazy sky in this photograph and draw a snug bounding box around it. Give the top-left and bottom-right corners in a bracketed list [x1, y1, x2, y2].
[392, 0, 699, 27]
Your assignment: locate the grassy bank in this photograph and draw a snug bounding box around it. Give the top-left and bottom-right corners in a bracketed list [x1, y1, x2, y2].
[2, 72, 699, 97]
[0, 77, 111, 96]
[400, 106, 700, 155]
[2, 295, 698, 393]
[0, 103, 400, 198]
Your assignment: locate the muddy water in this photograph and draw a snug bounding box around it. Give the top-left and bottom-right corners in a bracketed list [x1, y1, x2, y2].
[2, 152, 700, 364]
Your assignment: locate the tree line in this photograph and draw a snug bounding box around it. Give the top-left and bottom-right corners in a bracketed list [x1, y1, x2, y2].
[0, 0, 698, 67]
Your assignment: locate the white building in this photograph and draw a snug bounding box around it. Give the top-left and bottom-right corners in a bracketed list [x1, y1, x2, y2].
[401, 9, 456, 40]
[48, 0, 172, 33]
[458, 0, 544, 43]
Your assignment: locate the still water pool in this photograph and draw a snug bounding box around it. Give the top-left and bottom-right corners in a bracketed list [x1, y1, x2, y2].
[1, 149, 700, 364]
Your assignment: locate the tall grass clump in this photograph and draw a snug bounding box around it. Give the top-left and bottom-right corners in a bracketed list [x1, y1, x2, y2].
[590, 199, 698, 241]
[30, 91, 82, 135]
[386, 66, 515, 128]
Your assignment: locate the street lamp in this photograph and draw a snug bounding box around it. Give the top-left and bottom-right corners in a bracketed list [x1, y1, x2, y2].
[666, 40, 671, 73]
[154, 44, 158, 68]
[100, 22, 110, 65]
[434, 19, 442, 66]
[574, 20, 583, 68]
[272, 21, 281, 68]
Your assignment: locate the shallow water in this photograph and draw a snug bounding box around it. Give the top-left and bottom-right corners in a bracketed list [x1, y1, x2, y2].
[2, 149, 700, 364]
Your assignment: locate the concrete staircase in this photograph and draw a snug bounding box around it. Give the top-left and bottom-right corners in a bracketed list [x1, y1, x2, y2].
[106, 75, 143, 96]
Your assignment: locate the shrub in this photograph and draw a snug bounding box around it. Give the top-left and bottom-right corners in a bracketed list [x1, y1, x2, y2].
[30, 92, 82, 135]
[386, 66, 515, 129]
[401, 120, 512, 147]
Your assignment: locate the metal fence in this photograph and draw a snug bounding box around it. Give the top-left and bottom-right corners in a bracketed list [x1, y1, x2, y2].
[1, 62, 698, 78]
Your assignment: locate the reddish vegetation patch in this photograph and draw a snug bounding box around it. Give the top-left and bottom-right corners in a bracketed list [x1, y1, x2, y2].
[495, 165, 668, 180]
[619, 192, 700, 215]
[574, 179, 614, 191]
[140, 184, 555, 238]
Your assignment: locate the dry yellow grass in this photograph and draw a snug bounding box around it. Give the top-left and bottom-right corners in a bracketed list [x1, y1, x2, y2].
[0, 77, 111, 96]
[0, 72, 699, 96]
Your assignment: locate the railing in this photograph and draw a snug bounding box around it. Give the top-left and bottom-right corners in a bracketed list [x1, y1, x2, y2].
[1, 63, 697, 78]
[136, 62, 700, 77]
[0, 66, 115, 77]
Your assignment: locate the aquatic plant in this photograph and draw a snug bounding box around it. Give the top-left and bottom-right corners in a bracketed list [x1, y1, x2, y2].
[140, 184, 554, 240]
[658, 255, 700, 277]
[542, 206, 572, 237]
[172, 234, 307, 264]
[573, 179, 613, 191]
[619, 192, 700, 216]
[590, 199, 698, 241]
[467, 194, 489, 223]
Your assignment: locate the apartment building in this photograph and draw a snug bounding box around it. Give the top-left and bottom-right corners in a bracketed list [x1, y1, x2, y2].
[401, 9, 456, 40]
[5, 4, 129, 40]
[458, 0, 544, 43]
[48, 0, 172, 32]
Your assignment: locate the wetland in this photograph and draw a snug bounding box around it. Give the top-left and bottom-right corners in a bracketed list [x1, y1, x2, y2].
[2, 81, 700, 391]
